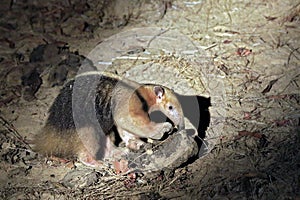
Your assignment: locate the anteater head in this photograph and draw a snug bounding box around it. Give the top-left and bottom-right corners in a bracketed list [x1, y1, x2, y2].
[151, 85, 185, 130]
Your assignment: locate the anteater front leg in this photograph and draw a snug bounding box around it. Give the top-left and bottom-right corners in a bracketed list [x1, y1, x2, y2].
[117, 123, 172, 150]
[115, 113, 173, 150]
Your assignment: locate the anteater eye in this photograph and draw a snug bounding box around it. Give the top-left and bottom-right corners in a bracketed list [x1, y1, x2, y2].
[168, 105, 173, 110]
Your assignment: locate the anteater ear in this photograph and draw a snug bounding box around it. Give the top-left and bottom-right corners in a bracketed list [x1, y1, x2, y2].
[154, 86, 165, 100]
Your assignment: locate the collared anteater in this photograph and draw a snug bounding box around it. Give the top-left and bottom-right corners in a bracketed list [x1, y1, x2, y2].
[34, 71, 185, 167]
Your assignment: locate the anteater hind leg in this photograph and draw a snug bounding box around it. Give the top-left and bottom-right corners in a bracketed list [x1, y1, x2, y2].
[77, 126, 128, 165]
[77, 148, 105, 168]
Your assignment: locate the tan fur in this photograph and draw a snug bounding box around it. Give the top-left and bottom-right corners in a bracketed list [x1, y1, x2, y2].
[34, 126, 82, 159]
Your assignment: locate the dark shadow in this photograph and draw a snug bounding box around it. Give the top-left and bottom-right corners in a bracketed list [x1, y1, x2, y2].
[175, 94, 211, 139]
[175, 93, 211, 157]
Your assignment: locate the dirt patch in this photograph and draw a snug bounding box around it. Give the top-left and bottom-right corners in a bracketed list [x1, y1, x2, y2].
[0, 0, 299, 199]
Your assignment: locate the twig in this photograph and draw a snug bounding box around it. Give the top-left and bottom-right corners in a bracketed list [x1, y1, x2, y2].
[0, 115, 31, 149]
[287, 46, 300, 67]
[146, 28, 170, 48]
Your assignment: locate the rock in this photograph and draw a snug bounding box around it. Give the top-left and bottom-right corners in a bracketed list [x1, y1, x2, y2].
[30, 44, 60, 63]
[47, 64, 68, 87]
[61, 169, 100, 189]
[21, 68, 42, 101]
[125, 130, 199, 173]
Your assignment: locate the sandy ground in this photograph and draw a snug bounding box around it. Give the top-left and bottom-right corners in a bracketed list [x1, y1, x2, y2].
[0, 0, 299, 199]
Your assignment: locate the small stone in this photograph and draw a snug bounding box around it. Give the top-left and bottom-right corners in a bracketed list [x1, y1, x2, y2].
[147, 138, 154, 143]
[61, 169, 99, 189]
[146, 149, 153, 155]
